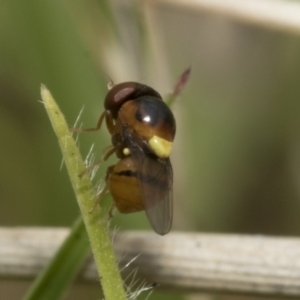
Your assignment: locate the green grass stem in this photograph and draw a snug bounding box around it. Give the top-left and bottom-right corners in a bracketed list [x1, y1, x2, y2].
[38, 85, 127, 300]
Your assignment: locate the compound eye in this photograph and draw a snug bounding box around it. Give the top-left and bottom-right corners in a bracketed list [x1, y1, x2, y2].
[104, 82, 162, 118]
[104, 83, 136, 118]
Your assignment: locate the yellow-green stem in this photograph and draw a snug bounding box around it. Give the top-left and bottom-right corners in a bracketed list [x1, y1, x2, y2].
[41, 85, 127, 300]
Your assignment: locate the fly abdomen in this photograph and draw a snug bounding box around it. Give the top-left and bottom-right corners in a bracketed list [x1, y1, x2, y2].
[107, 157, 144, 213]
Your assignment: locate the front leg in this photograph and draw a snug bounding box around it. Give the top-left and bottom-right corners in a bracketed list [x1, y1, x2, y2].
[70, 111, 106, 133]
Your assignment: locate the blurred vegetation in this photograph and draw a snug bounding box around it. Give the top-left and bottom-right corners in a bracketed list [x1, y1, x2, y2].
[1, 0, 300, 299]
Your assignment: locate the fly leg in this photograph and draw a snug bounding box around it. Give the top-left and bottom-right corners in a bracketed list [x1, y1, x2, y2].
[70, 111, 105, 133]
[108, 204, 116, 220]
[79, 146, 116, 178]
[88, 183, 109, 213]
[89, 165, 114, 213]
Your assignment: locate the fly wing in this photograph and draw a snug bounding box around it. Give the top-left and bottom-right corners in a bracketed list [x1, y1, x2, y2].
[122, 126, 173, 235]
[140, 155, 173, 235]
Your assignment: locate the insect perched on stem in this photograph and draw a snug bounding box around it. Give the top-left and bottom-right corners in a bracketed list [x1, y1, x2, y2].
[75, 69, 190, 235]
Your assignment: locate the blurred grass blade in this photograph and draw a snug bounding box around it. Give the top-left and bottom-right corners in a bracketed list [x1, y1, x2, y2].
[23, 216, 90, 300]
[166, 67, 191, 106]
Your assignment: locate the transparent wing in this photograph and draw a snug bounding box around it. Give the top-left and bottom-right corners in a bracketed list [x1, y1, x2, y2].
[139, 155, 173, 235]
[122, 126, 173, 235]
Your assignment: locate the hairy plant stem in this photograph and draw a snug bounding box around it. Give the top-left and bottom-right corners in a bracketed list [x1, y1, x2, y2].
[41, 85, 127, 300]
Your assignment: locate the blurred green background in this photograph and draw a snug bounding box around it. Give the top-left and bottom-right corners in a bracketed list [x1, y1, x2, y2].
[1, 1, 300, 299]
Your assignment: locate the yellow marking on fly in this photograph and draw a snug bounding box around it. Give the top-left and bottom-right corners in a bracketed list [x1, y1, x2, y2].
[123, 148, 131, 156]
[148, 135, 172, 158]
